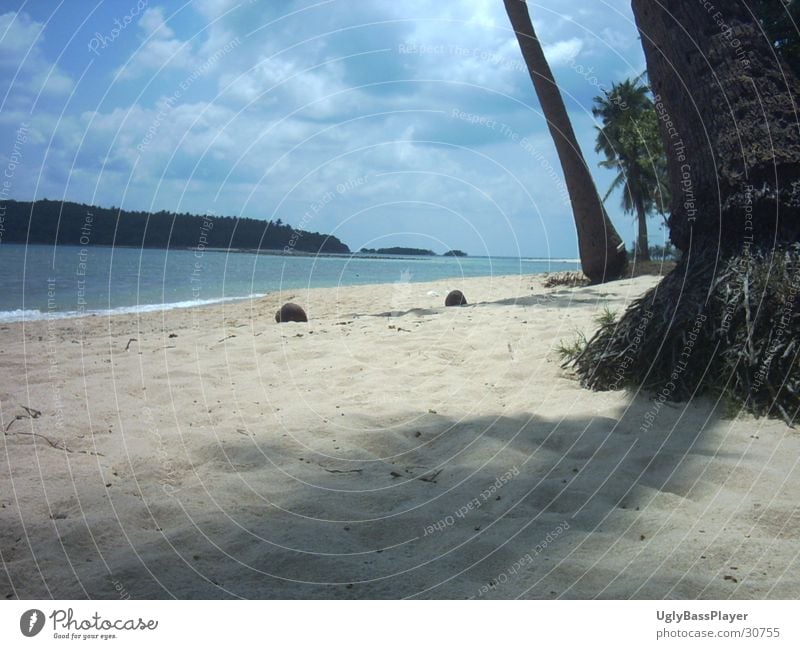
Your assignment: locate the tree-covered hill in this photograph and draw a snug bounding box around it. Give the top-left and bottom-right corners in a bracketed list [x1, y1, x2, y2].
[359, 247, 437, 256]
[0, 199, 350, 254]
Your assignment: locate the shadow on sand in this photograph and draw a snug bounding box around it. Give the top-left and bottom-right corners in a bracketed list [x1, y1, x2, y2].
[6, 392, 786, 600]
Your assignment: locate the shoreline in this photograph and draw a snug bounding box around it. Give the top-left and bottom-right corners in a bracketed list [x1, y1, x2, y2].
[2, 273, 797, 599]
[0, 270, 604, 325]
[0, 269, 584, 324]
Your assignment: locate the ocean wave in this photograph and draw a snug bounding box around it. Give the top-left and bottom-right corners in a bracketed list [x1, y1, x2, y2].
[0, 309, 50, 323]
[0, 293, 268, 323]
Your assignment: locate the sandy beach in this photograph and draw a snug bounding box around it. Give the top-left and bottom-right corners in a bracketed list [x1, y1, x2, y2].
[1, 272, 798, 599]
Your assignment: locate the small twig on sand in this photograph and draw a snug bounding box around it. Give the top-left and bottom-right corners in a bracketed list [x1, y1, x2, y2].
[217, 334, 236, 343]
[5, 430, 72, 452]
[321, 466, 363, 474]
[124, 337, 137, 351]
[418, 469, 442, 483]
[4, 405, 42, 432]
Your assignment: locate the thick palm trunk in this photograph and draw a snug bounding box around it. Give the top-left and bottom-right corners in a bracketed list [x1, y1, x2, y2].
[503, 0, 627, 283]
[574, 1, 800, 423]
[632, 1, 800, 253]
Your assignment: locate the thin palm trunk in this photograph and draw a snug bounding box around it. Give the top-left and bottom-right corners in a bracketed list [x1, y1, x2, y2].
[634, 194, 649, 260]
[503, 0, 626, 283]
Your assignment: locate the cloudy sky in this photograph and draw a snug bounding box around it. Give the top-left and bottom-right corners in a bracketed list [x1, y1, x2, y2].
[0, 0, 656, 257]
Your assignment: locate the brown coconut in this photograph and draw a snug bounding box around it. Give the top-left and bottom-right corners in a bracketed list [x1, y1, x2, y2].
[275, 302, 308, 323]
[445, 290, 467, 307]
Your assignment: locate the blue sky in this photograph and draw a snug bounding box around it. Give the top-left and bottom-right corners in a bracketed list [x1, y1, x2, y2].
[0, 0, 661, 257]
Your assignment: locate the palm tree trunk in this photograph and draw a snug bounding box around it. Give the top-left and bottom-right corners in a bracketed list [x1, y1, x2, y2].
[635, 195, 649, 261]
[631, 0, 800, 253]
[503, 0, 627, 283]
[573, 0, 800, 423]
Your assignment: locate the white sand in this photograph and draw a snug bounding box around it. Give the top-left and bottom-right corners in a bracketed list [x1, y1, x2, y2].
[1, 273, 798, 599]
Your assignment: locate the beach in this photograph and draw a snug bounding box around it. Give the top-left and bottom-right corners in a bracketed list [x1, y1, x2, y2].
[1, 272, 798, 599]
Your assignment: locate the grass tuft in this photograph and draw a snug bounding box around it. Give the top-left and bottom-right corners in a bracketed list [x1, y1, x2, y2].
[555, 330, 588, 364]
[593, 304, 618, 327]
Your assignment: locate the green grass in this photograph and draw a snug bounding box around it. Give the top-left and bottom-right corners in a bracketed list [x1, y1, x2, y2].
[593, 304, 618, 327]
[555, 330, 587, 364]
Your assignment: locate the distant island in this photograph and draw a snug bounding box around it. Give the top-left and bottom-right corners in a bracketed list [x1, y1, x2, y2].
[359, 247, 437, 256]
[0, 199, 350, 254]
[359, 247, 468, 257]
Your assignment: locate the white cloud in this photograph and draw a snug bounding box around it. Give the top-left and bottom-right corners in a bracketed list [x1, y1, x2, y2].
[117, 7, 197, 79]
[0, 11, 41, 58]
[543, 37, 584, 66]
[218, 54, 367, 120]
[0, 11, 73, 99]
[600, 27, 636, 52]
[138, 6, 175, 37]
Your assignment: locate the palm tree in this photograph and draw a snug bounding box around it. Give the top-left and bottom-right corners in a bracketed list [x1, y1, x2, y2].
[574, 0, 800, 423]
[593, 78, 666, 261]
[503, 0, 626, 283]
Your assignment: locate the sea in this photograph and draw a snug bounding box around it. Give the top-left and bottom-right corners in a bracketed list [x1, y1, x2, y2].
[0, 243, 581, 322]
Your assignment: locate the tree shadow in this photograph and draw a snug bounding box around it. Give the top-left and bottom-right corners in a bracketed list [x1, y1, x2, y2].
[474, 286, 639, 310]
[7, 390, 790, 600]
[351, 285, 621, 318]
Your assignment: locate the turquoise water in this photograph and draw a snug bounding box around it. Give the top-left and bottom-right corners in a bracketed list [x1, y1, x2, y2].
[0, 243, 580, 322]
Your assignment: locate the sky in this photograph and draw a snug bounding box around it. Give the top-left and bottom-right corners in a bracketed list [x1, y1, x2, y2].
[0, 0, 660, 257]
